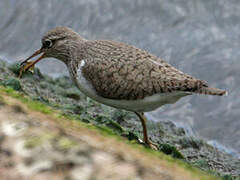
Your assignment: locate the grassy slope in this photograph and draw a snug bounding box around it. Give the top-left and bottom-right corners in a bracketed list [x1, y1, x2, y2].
[0, 85, 220, 180]
[0, 60, 239, 179]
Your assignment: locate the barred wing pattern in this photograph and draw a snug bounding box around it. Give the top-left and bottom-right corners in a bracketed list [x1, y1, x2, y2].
[78, 40, 207, 100]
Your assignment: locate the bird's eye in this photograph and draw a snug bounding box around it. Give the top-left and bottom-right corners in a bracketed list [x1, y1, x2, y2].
[44, 39, 53, 48]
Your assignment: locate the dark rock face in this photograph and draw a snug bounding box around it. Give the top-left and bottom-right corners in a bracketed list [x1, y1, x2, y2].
[0, 1, 240, 154]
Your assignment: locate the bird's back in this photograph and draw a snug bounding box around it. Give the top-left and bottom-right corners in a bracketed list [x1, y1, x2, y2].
[72, 40, 226, 100]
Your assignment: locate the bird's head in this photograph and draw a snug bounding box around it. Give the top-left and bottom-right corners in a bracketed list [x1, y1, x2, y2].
[20, 27, 85, 72]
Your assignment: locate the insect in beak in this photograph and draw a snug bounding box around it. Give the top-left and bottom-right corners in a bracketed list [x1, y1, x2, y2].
[19, 48, 45, 78]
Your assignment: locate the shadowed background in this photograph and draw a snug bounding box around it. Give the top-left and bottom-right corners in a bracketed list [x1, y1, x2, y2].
[0, 0, 239, 154]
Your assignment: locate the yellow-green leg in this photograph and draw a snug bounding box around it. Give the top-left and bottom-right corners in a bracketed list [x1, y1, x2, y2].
[135, 112, 158, 150]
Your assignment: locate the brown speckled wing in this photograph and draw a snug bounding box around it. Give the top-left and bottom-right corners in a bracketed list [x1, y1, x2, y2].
[80, 40, 207, 100]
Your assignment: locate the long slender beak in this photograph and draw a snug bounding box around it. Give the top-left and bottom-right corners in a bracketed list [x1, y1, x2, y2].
[18, 48, 46, 78]
[20, 48, 45, 66]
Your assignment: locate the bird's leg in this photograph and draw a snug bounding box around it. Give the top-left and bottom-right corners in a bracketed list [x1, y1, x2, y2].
[135, 112, 158, 150]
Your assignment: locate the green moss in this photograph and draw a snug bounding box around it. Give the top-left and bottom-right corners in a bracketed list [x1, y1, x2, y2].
[179, 137, 203, 149]
[8, 62, 22, 75]
[1, 78, 22, 91]
[0, 95, 5, 106]
[7, 62, 36, 77]
[24, 98, 52, 114]
[39, 81, 49, 89]
[79, 112, 92, 123]
[193, 159, 209, 169]
[94, 124, 117, 136]
[123, 140, 218, 180]
[24, 134, 55, 149]
[63, 104, 85, 114]
[55, 112, 117, 138]
[32, 96, 50, 104]
[222, 175, 240, 180]
[54, 76, 73, 88]
[2, 87, 52, 114]
[92, 114, 125, 133]
[159, 143, 184, 159]
[62, 89, 82, 100]
[105, 120, 124, 133]
[57, 137, 77, 150]
[24, 136, 43, 149]
[121, 131, 139, 141]
[0, 86, 221, 180]
[111, 110, 128, 121]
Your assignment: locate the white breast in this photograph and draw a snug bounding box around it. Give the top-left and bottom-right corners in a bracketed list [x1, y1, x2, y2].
[70, 61, 191, 112]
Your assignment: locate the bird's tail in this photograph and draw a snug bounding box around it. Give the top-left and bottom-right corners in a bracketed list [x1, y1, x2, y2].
[195, 87, 227, 96]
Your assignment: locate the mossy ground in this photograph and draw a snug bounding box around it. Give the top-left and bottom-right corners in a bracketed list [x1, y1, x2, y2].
[0, 60, 239, 179]
[0, 86, 219, 180]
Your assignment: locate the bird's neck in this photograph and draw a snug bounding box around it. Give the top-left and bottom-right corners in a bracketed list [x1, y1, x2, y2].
[66, 39, 87, 79]
[58, 37, 86, 64]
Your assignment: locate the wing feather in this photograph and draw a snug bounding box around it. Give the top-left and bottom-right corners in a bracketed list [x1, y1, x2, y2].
[80, 40, 206, 100]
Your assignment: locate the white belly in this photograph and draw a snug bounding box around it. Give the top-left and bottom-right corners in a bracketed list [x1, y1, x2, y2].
[70, 67, 191, 112]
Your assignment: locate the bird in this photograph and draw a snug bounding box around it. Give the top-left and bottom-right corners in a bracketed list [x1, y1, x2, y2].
[19, 26, 226, 150]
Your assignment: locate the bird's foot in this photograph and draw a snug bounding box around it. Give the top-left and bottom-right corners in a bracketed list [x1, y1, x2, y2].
[145, 141, 158, 151]
[138, 138, 158, 150]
